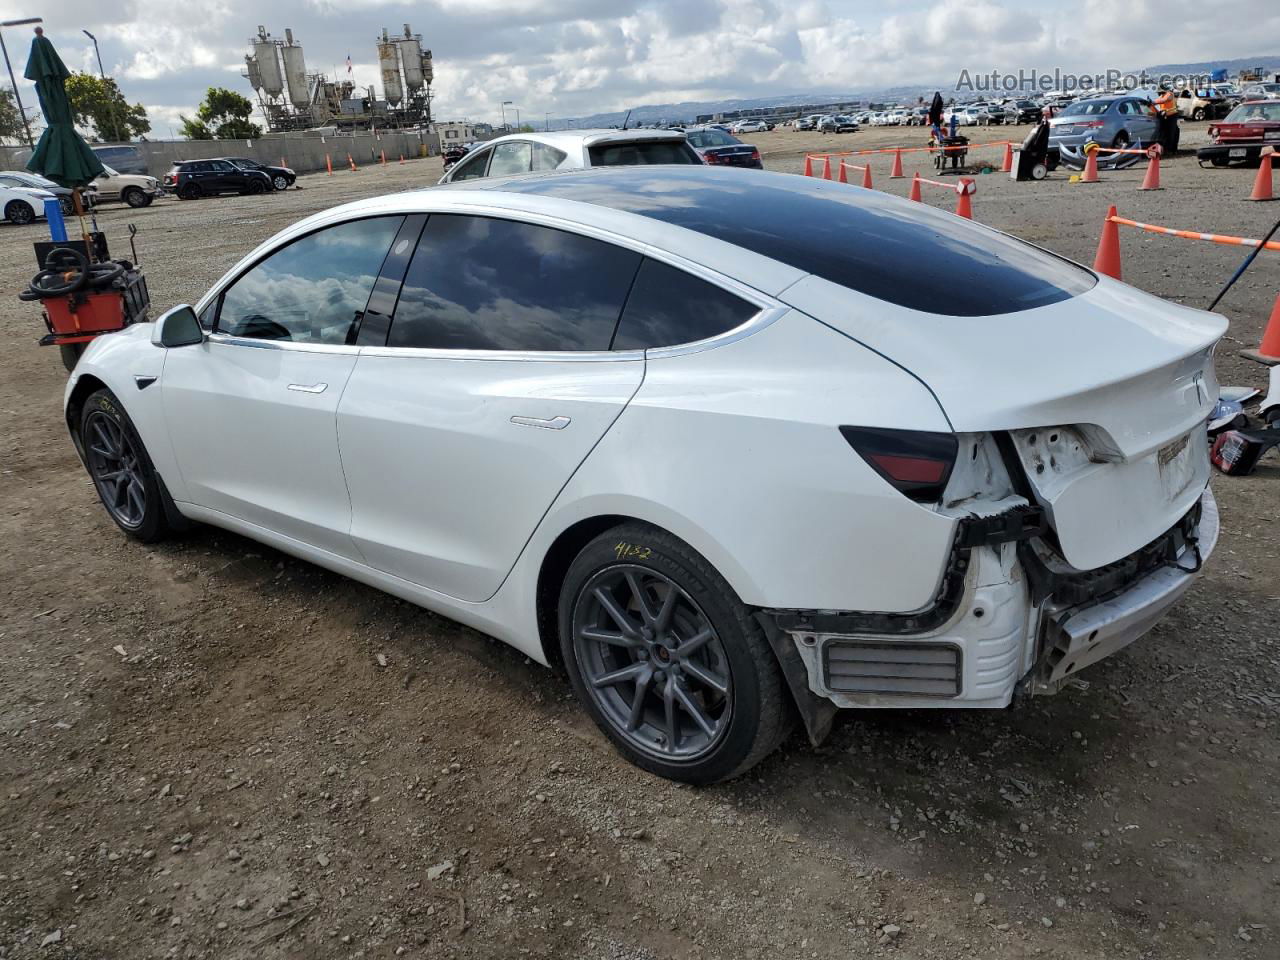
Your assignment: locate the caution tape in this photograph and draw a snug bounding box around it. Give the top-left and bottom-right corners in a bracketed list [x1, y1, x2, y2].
[1108, 215, 1280, 252]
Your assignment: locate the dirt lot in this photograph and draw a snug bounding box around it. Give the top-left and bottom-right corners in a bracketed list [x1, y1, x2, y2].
[1, 123, 1277, 960]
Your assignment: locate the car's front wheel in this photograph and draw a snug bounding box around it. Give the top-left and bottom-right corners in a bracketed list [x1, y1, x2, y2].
[272, 174, 290, 191]
[5, 200, 35, 225]
[559, 524, 790, 784]
[123, 187, 152, 208]
[80, 388, 175, 543]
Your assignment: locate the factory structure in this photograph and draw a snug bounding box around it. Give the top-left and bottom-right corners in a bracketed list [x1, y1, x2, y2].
[243, 25, 434, 132]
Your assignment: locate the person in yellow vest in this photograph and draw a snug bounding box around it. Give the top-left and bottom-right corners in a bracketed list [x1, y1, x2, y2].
[1153, 87, 1178, 153]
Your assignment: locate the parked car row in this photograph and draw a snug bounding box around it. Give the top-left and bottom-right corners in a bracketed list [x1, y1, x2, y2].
[162, 158, 296, 199]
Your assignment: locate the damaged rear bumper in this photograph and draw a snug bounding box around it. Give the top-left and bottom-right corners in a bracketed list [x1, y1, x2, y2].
[759, 488, 1218, 739]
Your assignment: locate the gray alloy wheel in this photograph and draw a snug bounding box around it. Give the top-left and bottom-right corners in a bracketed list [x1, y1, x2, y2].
[572, 564, 733, 761]
[5, 200, 34, 225]
[272, 174, 290, 191]
[84, 408, 148, 529]
[123, 187, 151, 207]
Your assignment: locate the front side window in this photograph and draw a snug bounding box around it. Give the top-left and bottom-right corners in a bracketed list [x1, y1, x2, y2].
[588, 140, 700, 166]
[388, 214, 641, 351]
[488, 141, 532, 177]
[217, 217, 403, 344]
[612, 259, 758, 351]
[448, 148, 491, 181]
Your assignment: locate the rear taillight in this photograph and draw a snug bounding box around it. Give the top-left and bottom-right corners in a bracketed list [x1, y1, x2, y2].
[839, 426, 958, 503]
[750, 149, 761, 161]
[1080, 120, 1104, 128]
[703, 152, 722, 164]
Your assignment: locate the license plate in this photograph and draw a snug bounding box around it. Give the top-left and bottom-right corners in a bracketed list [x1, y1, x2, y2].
[1158, 432, 1196, 501]
[1230, 148, 1247, 157]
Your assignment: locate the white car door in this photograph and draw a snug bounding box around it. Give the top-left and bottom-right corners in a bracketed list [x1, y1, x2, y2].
[162, 215, 409, 559]
[336, 212, 649, 603]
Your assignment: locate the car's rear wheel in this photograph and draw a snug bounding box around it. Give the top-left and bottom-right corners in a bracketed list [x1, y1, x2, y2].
[5, 200, 35, 225]
[559, 523, 790, 784]
[272, 174, 290, 191]
[123, 187, 151, 208]
[246, 179, 266, 195]
[81, 388, 174, 543]
[1211, 156, 1230, 167]
[178, 183, 201, 200]
[1192, 108, 1206, 121]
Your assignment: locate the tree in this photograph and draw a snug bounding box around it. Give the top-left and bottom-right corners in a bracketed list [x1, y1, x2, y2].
[64, 72, 150, 141]
[182, 87, 261, 141]
[0, 88, 23, 144]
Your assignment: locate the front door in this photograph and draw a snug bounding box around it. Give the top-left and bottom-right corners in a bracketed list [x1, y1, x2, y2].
[337, 212, 646, 602]
[162, 214, 405, 558]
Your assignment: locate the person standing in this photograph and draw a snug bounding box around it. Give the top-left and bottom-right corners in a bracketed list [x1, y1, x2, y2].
[1153, 87, 1178, 153]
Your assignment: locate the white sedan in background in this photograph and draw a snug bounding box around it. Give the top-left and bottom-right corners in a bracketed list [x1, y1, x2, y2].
[65, 167, 1222, 783]
[437, 129, 701, 184]
[0, 179, 55, 225]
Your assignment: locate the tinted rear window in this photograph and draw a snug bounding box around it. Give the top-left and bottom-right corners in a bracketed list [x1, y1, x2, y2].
[613, 259, 758, 350]
[1060, 100, 1113, 116]
[388, 214, 641, 351]
[588, 141, 700, 166]
[497, 168, 1096, 317]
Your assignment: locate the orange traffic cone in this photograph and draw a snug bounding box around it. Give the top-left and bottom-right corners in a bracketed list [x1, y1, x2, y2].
[1249, 152, 1274, 201]
[1080, 145, 1100, 183]
[890, 148, 904, 178]
[348, 153, 357, 172]
[399, 155, 405, 164]
[1000, 141, 1013, 173]
[1241, 292, 1280, 364]
[803, 155, 814, 177]
[280, 156, 287, 169]
[380, 149, 386, 164]
[1093, 205, 1122, 280]
[837, 160, 848, 183]
[821, 156, 832, 180]
[954, 179, 974, 219]
[861, 163, 873, 189]
[908, 173, 922, 202]
[325, 154, 332, 176]
[1140, 148, 1162, 190]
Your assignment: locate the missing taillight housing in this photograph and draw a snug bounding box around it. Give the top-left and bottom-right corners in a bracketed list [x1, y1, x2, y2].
[840, 426, 958, 503]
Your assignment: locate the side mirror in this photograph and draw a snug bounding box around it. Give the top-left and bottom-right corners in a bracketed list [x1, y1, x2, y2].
[151, 305, 204, 348]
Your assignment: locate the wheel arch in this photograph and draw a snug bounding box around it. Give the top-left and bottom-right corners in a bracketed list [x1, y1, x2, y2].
[65, 372, 109, 460]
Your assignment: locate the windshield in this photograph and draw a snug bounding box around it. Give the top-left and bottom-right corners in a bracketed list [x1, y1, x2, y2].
[588, 141, 701, 166]
[686, 130, 739, 148]
[1225, 102, 1280, 122]
[1059, 100, 1113, 116]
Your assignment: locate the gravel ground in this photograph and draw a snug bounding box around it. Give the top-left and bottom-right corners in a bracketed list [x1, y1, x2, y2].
[1, 123, 1277, 960]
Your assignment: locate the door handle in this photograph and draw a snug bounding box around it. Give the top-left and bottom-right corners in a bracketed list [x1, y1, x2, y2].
[287, 382, 328, 394]
[510, 415, 571, 430]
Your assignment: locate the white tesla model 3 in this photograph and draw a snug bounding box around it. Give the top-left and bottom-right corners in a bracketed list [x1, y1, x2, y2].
[65, 167, 1223, 783]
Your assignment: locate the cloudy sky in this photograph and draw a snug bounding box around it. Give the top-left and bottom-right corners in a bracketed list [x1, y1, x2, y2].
[1, 0, 1277, 137]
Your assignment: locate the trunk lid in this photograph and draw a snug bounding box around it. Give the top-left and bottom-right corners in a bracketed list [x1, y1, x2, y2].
[782, 274, 1226, 570]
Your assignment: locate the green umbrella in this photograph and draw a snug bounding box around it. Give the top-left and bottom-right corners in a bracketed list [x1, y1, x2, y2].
[24, 28, 104, 188]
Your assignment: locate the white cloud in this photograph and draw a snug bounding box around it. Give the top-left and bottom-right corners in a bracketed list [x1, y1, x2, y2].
[0, 0, 1274, 139]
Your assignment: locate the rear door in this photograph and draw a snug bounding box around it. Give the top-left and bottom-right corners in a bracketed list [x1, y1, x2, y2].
[337, 212, 646, 602]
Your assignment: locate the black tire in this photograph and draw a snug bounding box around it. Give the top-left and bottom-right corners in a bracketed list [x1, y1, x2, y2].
[246, 179, 266, 195]
[123, 187, 151, 208]
[178, 183, 201, 200]
[272, 174, 290, 191]
[80, 388, 174, 543]
[1112, 131, 1131, 150]
[1211, 157, 1230, 167]
[59, 343, 84, 373]
[1192, 108, 1206, 121]
[5, 200, 35, 225]
[558, 523, 790, 784]
[58, 195, 74, 215]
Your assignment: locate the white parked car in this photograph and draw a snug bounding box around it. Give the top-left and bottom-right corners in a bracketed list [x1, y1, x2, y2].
[438, 129, 701, 184]
[1, 179, 55, 225]
[732, 119, 770, 133]
[66, 167, 1222, 783]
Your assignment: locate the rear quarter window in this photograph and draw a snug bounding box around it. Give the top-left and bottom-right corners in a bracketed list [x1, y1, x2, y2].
[612, 259, 758, 350]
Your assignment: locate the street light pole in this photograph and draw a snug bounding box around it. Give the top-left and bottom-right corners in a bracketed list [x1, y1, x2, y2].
[500, 100, 511, 131]
[83, 29, 122, 143]
[0, 17, 42, 147]
[544, 111, 549, 131]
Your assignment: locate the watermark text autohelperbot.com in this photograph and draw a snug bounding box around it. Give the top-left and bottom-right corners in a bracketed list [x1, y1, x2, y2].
[955, 69, 1211, 93]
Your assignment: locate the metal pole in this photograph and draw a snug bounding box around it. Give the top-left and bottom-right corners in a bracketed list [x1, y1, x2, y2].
[0, 24, 36, 147]
[500, 101, 507, 129]
[84, 31, 122, 143]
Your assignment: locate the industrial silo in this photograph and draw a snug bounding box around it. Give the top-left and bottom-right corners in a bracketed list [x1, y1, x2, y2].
[252, 27, 284, 98]
[422, 50, 433, 84]
[282, 29, 309, 110]
[399, 25, 423, 92]
[378, 29, 402, 107]
[244, 53, 263, 92]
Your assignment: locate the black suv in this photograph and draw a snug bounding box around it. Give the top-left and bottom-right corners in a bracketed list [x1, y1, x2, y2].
[221, 157, 297, 191]
[162, 159, 272, 200]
